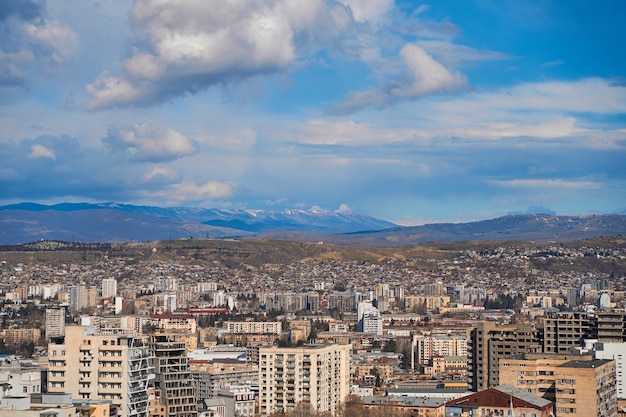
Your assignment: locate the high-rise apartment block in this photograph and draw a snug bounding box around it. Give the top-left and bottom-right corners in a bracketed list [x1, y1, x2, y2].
[149, 332, 197, 417]
[468, 321, 542, 391]
[45, 308, 65, 338]
[594, 342, 626, 399]
[499, 353, 593, 402]
[411, 332, 467, 371]
[258, 344, 351, 416]
[555, 359, 617, 416]
[101, 278, 118, 299]
[544, 311, 626, 353]
[357, 301, 382, 335]
[47, 325, 153, 417]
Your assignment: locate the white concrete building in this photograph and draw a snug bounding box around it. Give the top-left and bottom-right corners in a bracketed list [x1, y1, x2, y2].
[357, 301, 382, 335]
[101, 278, 117, 299]
[47, 325, 153, 417]
[594, 341, 626, 399]
[216, 385, 255, 417]
[258, 344, 351, 416]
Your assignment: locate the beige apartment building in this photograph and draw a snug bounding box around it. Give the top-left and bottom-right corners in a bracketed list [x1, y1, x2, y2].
[501, 355, 617, 416]
[225, 321, 282, 335]
[47, 325, 153, 417]
[554, 359, 616, 417]
[499, 353, 593, 402]
[258, 344, 351, 416]
[2, 328, 41, 345]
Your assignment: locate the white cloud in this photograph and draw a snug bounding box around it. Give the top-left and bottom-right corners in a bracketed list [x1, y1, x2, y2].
[102, 124, 196, 162]
[143, 165, 178, 182]
[24, 20, 79, 64]
[456, 117, 579, 140]
[418, 40, 511, 67]
[86, 73, 143, 110]
[197, 129, 257, 150]
[170, 180, 235, 201]
[338, 0, 393, 23]
[489, 179, 602, 189]
[328, 43, 467, 114]
[88, 0, 335, 108]
[335, 203, 353, 214]
[540, 59, 565, 68]
[27, 144, 56, 159]
[438, 78, 626, 116]
[394, 43, 466, 97]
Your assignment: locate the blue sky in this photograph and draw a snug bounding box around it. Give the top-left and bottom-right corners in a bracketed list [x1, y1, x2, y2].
[1, 0, 625, 225]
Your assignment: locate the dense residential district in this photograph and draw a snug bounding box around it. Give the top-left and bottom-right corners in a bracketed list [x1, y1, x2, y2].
[0, 239, 625, 417]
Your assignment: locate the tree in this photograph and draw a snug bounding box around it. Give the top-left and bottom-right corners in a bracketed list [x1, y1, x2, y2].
[339, 395, 367, 417]
[382, 339, 397, 353]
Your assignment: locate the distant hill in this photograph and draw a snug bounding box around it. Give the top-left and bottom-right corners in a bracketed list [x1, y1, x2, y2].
[0, 202, 396, 244]
[1, 203, 624, 246]
[323, 214, 626, 246]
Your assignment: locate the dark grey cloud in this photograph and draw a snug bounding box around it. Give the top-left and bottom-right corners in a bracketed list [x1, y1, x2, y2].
[0, 0, 45, 22]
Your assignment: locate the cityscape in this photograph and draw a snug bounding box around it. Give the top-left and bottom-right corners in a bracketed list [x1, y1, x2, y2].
[0, 236, 624, 416]
[1, 0, 625, 416]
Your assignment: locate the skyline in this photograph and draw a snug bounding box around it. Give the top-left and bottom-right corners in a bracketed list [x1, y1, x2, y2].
[1, 0, 625, 225]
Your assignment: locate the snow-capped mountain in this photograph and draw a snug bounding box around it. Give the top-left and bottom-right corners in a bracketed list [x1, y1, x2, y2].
[0, 202, 397, 244]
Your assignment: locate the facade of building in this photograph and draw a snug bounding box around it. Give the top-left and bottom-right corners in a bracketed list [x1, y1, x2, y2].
[544, 310, 626, 354]
[101, 278, 117, 299]
[225, 321, 282, 335]
[412, 332, 467, 371]
[46, 308, 65, 338]
[149, 332, 197, 417]
[0, 365, 42, 396]
[357, 301, 382, 335]
[594, 342, 626, 399]
[2, 328, 41, 345]
[468, 321, 543, 391]
[498, 353, 593, 403]
[554, 359, 617, 417]
[190, 365, 257, 400]
[216, 385, 255, 417]
[47, 325, 153, 417]
[258, 344, 351, 416]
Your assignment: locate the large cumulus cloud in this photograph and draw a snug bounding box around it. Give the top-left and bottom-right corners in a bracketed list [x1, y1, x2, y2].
[86, 0, 503, 111]
[87, 0, 348, 108]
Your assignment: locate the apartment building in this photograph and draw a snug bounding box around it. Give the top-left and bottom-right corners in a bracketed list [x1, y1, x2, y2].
[149, 332, 197, 417]
[225, 321, 282, 335]
[47, 325, 153, 417]
[0, 364, 42, 396]
[554, 359, 616, 416]
[101, 278, 117, 299]
[3, 328, 41, 345]
[412, 332, 467, 371]
[468, 321, 543, 391]
[190, 363, 257, 400]
[45, 308, 65, 338]
[594, 341, 626, 399]
[499, 353, 593, 402]
[216, 385, 255, 417]
[258, 344, 351, 416]
[544, 310, 626, 354]
[499, 354, 617, 416]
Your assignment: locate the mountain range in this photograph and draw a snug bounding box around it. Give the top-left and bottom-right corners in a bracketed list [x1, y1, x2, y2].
[1, 202, 625, 246]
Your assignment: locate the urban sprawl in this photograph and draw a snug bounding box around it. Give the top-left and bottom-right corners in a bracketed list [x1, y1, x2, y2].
[0, 239, 625, 417]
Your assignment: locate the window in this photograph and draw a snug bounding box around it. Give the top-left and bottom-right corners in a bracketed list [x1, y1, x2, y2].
[23, 386, 28, 393]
